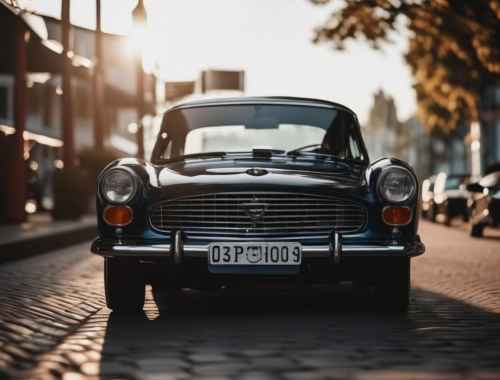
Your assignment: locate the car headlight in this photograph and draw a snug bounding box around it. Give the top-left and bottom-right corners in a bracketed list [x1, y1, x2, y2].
[378, 166, 416, 203]
[101, 169, 137, 204]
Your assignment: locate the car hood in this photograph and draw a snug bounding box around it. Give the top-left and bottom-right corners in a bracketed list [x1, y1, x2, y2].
[149, 159, 367, 202]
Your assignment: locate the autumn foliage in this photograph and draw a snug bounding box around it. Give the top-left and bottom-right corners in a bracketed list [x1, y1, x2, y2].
[310, 0, 500, 131]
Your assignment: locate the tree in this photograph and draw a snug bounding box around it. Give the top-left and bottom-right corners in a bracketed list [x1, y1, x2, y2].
[310, 0, 500, 131]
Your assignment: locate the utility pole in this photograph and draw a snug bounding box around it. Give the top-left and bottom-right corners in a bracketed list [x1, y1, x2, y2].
[136, 56, 145, 159]
[61, 0, 75, 169]
[132, 0, 147, 159]
[6, 18, 28, 223]
[92, 0, 104, 149]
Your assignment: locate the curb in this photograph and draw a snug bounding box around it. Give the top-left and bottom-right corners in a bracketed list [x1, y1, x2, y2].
[0, 223, 96, 264]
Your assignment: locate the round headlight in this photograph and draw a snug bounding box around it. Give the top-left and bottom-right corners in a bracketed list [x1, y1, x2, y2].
[378, 166, 416, 203]
[101, 169, 137, 204]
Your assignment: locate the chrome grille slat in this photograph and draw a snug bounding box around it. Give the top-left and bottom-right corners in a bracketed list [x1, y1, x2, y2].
[164, 216, 364, 221]
[152, 207, 362, 213]
[163, 220, 364, 226]
[170, 199, 358, 203]
[150, 192, 366, 237]
[157, 205, 362, 209]
[158, 225, 346, 230]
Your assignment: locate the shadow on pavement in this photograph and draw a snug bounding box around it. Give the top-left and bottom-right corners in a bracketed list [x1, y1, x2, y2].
[99, 286, 500, 378]
[474, 233, 500, 241]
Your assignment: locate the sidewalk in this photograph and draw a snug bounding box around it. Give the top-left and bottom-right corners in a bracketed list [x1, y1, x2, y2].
[0, 213, 96, 263]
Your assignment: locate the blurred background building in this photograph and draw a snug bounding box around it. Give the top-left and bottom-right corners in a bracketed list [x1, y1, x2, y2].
[362, 86, 500, 182]
[363, 89, 432, 180]
[0, 0, 245, 224]
[42, 14, 157, 155]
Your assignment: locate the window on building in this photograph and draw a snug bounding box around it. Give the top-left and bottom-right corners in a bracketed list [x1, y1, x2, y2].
[74, 83, 92, 119]
[496, 120, 500, 161]
[0, 76, 13, 123]
[27, 84, 43, 115]
[0, 86, 7, 120]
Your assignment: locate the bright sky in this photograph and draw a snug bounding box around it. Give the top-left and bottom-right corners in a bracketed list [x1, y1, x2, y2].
[26, 0, 416, 124]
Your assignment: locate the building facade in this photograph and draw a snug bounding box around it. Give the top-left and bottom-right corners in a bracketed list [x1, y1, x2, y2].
[0, 2, 158, 223]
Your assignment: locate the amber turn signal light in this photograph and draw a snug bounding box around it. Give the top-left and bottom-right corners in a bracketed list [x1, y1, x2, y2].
[103, 206, 133, 226]
[382, 206, 412, 226]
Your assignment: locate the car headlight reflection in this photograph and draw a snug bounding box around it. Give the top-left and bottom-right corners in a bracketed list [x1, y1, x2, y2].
[101, 169, 137, 204]
[378, 166, 416, 203]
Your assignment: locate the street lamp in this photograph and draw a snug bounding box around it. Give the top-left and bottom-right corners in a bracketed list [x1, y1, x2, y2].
[132, 0, 147, 159]
[93, 0, 104, 150]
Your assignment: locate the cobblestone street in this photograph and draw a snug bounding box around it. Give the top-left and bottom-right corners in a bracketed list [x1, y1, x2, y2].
[0, 221, 499, 380]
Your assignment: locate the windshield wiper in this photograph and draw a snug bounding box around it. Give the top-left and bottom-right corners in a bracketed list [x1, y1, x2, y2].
[286, 144, 322, 156]
[160, 149, 290, 164]
[286, 145, 353, 169]
[252, 148, 286, 158]
[157, 151, 227, 164]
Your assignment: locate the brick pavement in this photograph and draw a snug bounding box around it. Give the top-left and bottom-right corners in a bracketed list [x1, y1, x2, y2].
[0, 221, 499, 380]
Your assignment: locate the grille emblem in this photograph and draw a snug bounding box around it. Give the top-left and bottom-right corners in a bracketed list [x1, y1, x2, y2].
[240, 201, 268, 222]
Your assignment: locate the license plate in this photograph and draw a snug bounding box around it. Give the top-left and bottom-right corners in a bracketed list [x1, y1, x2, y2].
[208, 242, 302, 265]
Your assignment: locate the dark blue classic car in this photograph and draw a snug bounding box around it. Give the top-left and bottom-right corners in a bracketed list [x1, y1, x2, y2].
[91, 97, 425, 312]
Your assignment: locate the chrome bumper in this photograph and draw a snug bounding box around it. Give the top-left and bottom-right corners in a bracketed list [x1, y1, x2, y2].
[91, 233, 425, 261]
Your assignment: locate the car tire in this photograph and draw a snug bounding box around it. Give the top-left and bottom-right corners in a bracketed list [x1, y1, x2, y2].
[104, 258, 145, 312]
[374, 258, 410, 312]
[470, 223, 484, 238]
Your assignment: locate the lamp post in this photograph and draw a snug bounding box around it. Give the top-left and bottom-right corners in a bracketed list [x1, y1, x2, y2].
[93, 0, 104, 149]
[61, 0, 75, 169]
[5, 18, 28, 223]
[132, 0, 147, 159]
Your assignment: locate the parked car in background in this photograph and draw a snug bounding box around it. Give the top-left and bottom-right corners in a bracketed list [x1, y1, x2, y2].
[91, 96, 425, 313]
[432, 173, 470, 225]
[421, 175, 436, 220]
[467, 171, 500, 237]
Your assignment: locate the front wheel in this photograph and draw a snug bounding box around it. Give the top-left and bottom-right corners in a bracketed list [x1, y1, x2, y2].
[374, 258, 410, 312]
[104, 258, 145, 312]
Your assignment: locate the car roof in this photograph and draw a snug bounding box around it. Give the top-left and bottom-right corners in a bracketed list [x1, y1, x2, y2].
[167, 96, 358, 117]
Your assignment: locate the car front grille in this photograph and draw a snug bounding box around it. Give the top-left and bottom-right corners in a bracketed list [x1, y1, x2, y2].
[149, 192, 367, 238]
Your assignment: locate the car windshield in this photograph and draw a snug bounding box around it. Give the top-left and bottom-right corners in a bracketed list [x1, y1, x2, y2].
[152, 103, 368, 163]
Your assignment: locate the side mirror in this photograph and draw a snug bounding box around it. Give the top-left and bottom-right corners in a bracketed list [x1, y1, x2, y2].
[466, 182, 483, 193]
